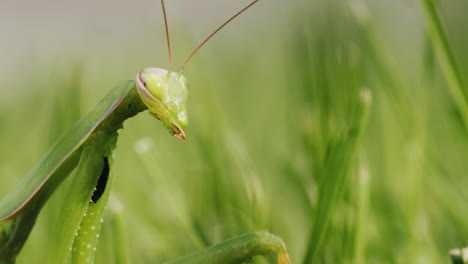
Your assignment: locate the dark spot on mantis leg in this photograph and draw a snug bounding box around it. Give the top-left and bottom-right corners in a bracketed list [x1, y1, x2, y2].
[91, 157, 110, 203]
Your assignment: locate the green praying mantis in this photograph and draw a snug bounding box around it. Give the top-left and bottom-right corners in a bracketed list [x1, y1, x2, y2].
[0, 0, 291, 263]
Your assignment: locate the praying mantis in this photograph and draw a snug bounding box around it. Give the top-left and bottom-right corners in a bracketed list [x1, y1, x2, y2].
[0, 0, 290, 263]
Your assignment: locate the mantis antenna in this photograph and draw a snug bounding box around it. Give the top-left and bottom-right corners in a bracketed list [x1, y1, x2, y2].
[161, 0, 173, 71]
[180, 0, 261, 72]
[135, 0, 261, 140]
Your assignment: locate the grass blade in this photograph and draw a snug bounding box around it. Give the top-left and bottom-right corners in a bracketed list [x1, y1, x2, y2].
[419, 0, 468, 130]
[302, 90, 371, 264]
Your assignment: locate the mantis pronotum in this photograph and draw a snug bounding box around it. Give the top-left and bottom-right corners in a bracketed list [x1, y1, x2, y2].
[0, 1, 290, 263]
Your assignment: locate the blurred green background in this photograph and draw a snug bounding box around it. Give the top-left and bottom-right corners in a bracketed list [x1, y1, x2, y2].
[1, 0, 467, 263]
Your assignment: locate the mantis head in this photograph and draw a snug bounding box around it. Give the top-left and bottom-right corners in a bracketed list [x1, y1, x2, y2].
[136, 68, 188, 140]
[135, 0, 260, 140]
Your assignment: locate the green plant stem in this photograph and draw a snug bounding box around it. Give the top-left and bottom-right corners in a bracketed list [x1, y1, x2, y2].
[419, 0, 468, 130]
[105, 199, 130, 264]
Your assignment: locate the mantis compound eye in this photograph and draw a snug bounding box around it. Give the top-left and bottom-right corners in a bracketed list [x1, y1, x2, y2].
[136, 68, 188, 140]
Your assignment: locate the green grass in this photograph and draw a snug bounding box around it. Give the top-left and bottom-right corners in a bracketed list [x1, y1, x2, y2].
[1, 0, 468, 263]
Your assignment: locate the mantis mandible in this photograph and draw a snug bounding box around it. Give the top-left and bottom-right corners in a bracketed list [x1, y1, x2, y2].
[0, 1, 291, 263]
